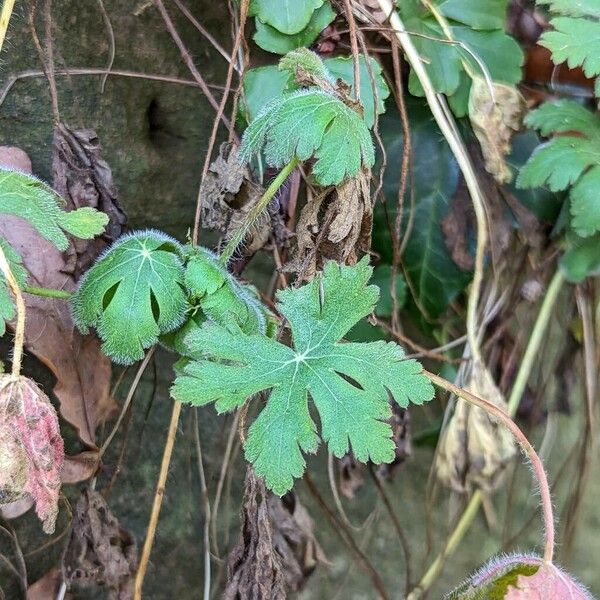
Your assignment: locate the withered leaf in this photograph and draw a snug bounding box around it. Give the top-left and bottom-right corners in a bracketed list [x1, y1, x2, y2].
[338, 454, 365, 500]
[62, 488, 137, 600]
[52, 124, 127, 277]
[0, 375, 64, 534]
[267, 492, 327, 592]
[377, 405, 411, 480]
[224, 467, 287, 600]
[435, 361, 516, 493]
[468, 77, 526, 184]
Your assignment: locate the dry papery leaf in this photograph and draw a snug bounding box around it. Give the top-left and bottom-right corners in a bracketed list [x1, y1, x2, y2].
[435, 361, 516, 493]
[224, 467, 287, 600]
[27, 568, 73, 600]
[201, 143, 288, 257]
[268, 492, 328, 592]
[0, 375, 64, 534]
[339, 454, 365, 499]
[62, 488, 137, 600]
[377, 404, 412, 480]
[0, 146, 115, 462]
[468, 77, 526, 184]
[52, 123, 127, 277]
[291, 168, 372, 279]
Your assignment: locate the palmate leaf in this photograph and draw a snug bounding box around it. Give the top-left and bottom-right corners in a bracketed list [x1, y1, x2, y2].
[0, 169, 108, 251]
[72, 230, 188, 364]
[537, 0, 600, 89]
[518, 100, 600, 237]
[0, 238, 27, 336]
[239, 89, 374, 185]
[172, 258, 434, 495]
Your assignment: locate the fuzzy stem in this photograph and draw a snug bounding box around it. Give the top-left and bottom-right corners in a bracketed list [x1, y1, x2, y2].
[408, 269, 565, 597]
[0, 0, 16, 53]
[218, 157, 299, 264]
[424, 370, 555, 560]
[23, 285, 72, 299]
[0, 244, 25, 378]
[134, 400, 183, 599]
[375, 0, 488, 363]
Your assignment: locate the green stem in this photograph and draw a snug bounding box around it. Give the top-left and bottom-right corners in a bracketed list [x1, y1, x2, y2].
[218, 157, 299, 264]
[408, 269, 566, 598]
[23, 285, 72, 299]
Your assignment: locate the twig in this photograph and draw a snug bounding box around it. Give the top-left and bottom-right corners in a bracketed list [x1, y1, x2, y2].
[134, 400, 183, 599]
[96, 0, 116, 93]
[0, 0, 15, 53]
[342, 0, 361, 102]
[0, 243, 25, 378]
[154, 0, 230, 128]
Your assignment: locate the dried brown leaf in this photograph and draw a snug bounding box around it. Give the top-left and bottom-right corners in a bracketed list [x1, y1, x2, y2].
[62, 488, 137, 600]
[27, 568, 72, 600]
[268, 492, 328, 591]
[0, 375, 64, 534]
[377, 405, 411, 480]
[52, 124, 126, 277]
[435, 361, 516, 493]
[224, 467, 287, 600]
[338, 454, 365, 499]
[468, 77, 526, 184]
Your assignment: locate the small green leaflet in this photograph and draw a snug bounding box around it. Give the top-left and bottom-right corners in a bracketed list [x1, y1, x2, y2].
[0, 238, 27, 337]
[397, 0, 523, 116]
[253, 2, 335, 55]
[249, 0, 323, 34]
[518, 100, 600, 238]
[0, 169, 108, 251]
[72, 231, 188, 364]
[241, 55, 390, 128]
[239, 89, 374, 185]
[537, 0, 600, 93]
[172, 258, 434, 495]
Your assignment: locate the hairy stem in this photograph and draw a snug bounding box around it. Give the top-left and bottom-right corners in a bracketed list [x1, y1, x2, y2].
[134, 400, 183, 600]
[0, 244, 25, 378]
[409, 271, 565, 597]
[219, 157, 299, 264]
[23, 285, 72, 299]
[0, 0, 15, 53]
[375, 0, 488, 363]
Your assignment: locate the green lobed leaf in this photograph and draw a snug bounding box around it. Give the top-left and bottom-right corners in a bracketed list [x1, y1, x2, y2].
[249, 0, 323, 34]
[538, 0, 600, 18]
[253, 2, 335, 54]
[172, 258, 434, 495]
[560, 232, 600, 282]
[0, 238, 28, 337]
[241, 54, 389, 128]
[523, 99, 600, 137]
[0, 169, 108, 251]
[71, 230, 188, 364]
[239, 89, 374, 185]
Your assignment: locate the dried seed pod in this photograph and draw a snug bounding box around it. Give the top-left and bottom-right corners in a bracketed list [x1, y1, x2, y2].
[446, 553, 594, 599]
[468, 77, 526, 184]
[435, 361, 516, 493]
[0, 375, 64, 533]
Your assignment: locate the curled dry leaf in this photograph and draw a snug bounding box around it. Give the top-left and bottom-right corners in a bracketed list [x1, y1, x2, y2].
[0, 375, 64, 534]
[201, 144, 288, 257]
[291, 169, 372, 279]
[338, 454, 365, 499]
[225, 467, 287, 600]
[377, 404, 412, 480]
[468, 77, 526, 184]
[62, 488, 137, 600]
[268, 492, 328, 591]
[446, 553, 594, 599]
[52, 123, 127, 277]
[0, 146, 115, 458]
[435, 361, 516, 493]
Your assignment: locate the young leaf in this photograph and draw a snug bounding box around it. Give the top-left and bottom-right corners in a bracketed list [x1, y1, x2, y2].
[249, 0, 323, 34]
[518, 100, 600, 237]
[253, 2, 335, 55]
[172, 258, 434, 495]
[71, 230, 188, 364]
[0, 238, 27, 336]
[239, 89, 374, 185]
[0, 169, 108, 251]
